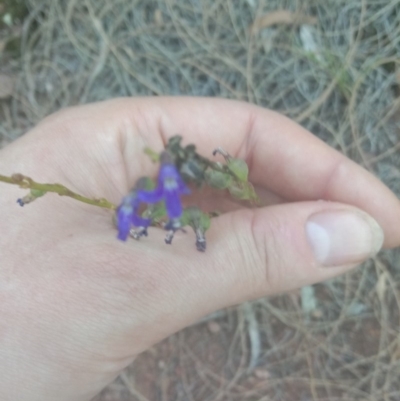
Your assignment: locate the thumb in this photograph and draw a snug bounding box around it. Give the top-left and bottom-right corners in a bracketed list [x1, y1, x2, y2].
[203, 201, 384, 306]
[106, 201, 384, 354]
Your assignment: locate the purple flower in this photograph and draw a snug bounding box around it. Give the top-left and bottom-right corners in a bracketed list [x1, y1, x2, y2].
[116, 190, 151, 241]
[116, 197, 150, 241]
[138, 152, 190, 220]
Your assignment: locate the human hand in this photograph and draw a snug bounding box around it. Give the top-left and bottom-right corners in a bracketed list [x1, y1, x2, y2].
[0, 97, 399, 401]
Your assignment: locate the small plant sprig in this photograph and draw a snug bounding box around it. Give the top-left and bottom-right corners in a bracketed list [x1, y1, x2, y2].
[0, 173, 116, 209]
[0, 136, 259, 252]
[164, 136, 259, 203]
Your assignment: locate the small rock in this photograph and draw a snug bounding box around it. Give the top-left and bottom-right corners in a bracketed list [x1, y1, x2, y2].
[254, 369, 271, 380]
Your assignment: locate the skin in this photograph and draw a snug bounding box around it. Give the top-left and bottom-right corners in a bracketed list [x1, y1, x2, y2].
[0, 97, 399, 401]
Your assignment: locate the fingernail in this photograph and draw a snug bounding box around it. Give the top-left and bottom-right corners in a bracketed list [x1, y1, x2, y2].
[306, 210, 384, 266]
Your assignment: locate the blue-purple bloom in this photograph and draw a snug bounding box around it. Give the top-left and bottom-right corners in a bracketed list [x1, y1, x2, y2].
[116, 191, 151, 241]
[138, 152, 190, 220]
[116, 153, 189, 241]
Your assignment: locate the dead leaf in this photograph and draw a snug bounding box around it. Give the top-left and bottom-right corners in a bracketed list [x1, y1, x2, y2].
[0, 74, 15, 98]
[250, 10, 317, 35]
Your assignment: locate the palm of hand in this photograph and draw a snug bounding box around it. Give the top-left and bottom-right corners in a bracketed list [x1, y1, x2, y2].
[0, 97, 399, 401]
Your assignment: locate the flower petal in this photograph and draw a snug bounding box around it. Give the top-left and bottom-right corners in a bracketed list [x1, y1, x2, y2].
[165, 190, 183, 219]
[116, 205, 132, 241]
[132, 214, 151, 228]
[137, 186, 164, 204]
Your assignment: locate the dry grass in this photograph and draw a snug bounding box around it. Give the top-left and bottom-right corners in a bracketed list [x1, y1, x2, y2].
[1, 0, 400, 400]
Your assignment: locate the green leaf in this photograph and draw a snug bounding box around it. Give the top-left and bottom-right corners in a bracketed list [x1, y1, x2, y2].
[143, 147, 160, 163]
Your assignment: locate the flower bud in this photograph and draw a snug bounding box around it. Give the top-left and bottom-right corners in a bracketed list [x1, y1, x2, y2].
[228, 182, 258, 201]
[17, 189, 46, 206]
[181, 207, 211, 252]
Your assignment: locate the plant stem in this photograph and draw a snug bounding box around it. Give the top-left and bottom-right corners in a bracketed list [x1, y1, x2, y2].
[0, 173, 116, 210]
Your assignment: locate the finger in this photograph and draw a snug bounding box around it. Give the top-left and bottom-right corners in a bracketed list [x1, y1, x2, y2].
[99, 200, 383, 353]
[107, 96, 400, 248]
[205, 201, 384, 300]
[192, 203, 382, 307]
[184, 184, 285, 214]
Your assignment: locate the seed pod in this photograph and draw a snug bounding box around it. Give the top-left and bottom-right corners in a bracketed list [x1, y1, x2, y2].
[227, 158, 249, 182]
[205, 169, 232, 189]
[228, 182, 258, 201]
